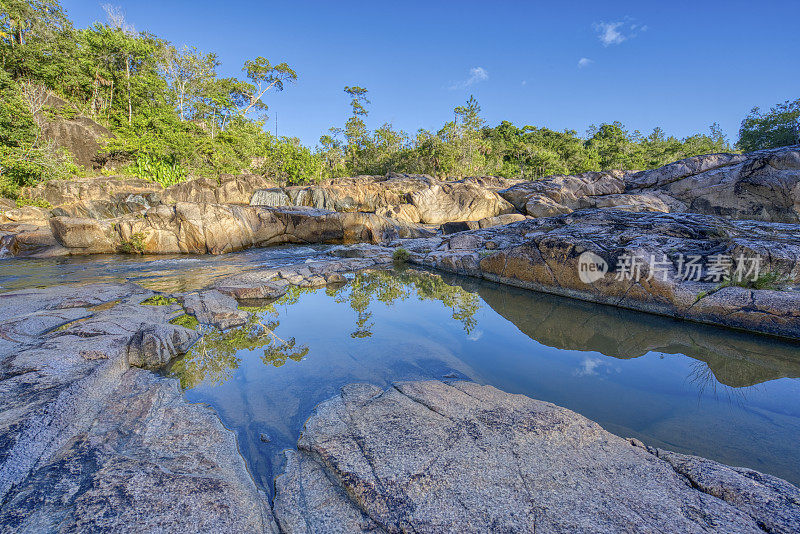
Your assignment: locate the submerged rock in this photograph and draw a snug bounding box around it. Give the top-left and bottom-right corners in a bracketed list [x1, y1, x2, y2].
[273, 380, 800, 533]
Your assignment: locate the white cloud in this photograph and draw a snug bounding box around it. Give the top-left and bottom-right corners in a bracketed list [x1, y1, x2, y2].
[594, 21, 627, 46]
[467, 329, 484, 341]
[449, 66, 489, 90]
[521, 80, 527, 86]
[577, 57, 593, 69]
[574, 357, 603, 377]
[593, 19, 646, 46]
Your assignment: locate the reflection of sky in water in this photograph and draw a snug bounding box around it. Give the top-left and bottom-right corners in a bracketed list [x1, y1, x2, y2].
[170, 269, 800, 495]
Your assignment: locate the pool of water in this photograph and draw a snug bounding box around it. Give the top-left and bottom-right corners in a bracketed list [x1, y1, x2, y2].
[166, 267, 800, 494]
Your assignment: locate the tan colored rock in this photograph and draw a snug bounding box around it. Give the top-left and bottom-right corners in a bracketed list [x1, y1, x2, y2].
[499, 170, 628, 215]
[50, 216, 118, 253]
[163, 174, 276, 205]
[410, 182, 516, 224]
[0, 205, 51, 225]
[42, 203, 430, 256]
[375, 203, 421, 223]
[23, 177, 162, 206]
[478, 212, 527, 228]
[0, 223, 67, 257]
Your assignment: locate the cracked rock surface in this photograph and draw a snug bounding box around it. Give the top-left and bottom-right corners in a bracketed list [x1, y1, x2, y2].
[0, 282, 276, 533]
[273, 380, 800, 533]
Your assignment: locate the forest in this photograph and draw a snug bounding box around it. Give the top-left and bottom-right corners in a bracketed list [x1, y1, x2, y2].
[1, 0, 798, 201]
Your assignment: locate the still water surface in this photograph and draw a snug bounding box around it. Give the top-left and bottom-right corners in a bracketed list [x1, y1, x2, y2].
[2, 250, 799, 493]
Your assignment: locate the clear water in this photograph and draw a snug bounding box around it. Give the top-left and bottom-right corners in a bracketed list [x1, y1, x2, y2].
[2, 251, 798, 494]
[169, 268, 800, 494]
[0, 245, 328, 293]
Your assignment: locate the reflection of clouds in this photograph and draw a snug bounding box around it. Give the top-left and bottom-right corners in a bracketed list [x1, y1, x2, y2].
[575, 357, 603, 377]
[467, 330, 484, 342]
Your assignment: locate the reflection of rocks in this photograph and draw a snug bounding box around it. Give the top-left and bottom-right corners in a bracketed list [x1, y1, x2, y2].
[444, 272, 800, 387]
[395, 209, 800, 340]
[274, 380, 800, 533]
[0, 283, 275, 532]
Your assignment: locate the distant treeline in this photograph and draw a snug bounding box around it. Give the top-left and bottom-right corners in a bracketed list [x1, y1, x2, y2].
[1, 0, 798, 198]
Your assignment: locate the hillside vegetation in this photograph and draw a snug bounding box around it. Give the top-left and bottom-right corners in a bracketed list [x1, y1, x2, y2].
[1, 0, 798, 200]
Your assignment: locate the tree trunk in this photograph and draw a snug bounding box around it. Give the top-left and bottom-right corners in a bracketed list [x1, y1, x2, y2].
[126, 57, 132, 125]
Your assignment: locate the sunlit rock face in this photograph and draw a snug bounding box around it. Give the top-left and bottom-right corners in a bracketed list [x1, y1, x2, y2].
[273, 380, 800, 533]
[498, 145, 800, 222]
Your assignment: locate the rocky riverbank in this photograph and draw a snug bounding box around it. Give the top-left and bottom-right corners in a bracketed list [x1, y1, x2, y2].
[2, 145, 797, 258]
[390, 208, 800, 340]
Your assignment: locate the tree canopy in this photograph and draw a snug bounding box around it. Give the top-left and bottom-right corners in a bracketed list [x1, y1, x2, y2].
[0, 0, 795, 199]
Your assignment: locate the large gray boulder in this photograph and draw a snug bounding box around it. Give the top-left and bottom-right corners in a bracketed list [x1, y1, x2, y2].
[498, 146, 800, 223]
[274, 380, 799, 533]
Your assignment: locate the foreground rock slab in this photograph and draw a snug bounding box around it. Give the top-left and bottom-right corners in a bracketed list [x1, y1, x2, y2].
[0, 283, 277, 533]
[274, 380, 800, 533]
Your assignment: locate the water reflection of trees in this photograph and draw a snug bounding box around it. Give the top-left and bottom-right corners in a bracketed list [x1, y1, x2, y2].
[170, 270, 483, 388]
[170, 290, 310, 389]
[330, 269, 482, 338]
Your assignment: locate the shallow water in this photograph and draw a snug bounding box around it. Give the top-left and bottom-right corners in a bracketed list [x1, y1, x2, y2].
[2, 250, 799, 494]
[0, 245, 328, 293]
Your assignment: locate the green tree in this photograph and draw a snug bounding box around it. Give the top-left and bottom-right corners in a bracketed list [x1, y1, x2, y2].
[737, 98, 800, 151]
[161, 45, 218, 121]
[239, 56, 297, 118]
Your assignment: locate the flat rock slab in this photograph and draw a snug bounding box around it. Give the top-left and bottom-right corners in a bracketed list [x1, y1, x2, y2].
[0, 370, 276, 533]
[274, 380, 800, 533]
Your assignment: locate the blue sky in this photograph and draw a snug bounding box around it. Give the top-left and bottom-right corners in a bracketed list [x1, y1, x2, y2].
[60, 0, 799, 147]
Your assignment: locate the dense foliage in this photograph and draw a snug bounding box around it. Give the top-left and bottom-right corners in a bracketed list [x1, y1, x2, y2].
[737, 99, 800, 152]
[0, 0, 796, 197]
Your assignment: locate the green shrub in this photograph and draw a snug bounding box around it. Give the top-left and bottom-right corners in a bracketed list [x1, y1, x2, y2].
[170, 313, 199, 329]
[120, 232, 146, 254]
[393, 248, 411, 263]
[15, 197, 52, 208]
[0, 145, 79, 198]
[721, 271, 787, 291]
[130, 155, 188, 187]
[141, 295, 178, 306]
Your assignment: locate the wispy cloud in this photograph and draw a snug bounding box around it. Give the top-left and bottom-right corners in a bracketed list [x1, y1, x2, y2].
[577, 57, 593, 69]
[593, 20, 647, 46]
[449, 67, 489, 90]
[574, 357, 603, 377]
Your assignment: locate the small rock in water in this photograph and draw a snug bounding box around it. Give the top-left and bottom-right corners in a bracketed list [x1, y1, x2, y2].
[259, 432, 271, 443]
[442, 372, 460, 379]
